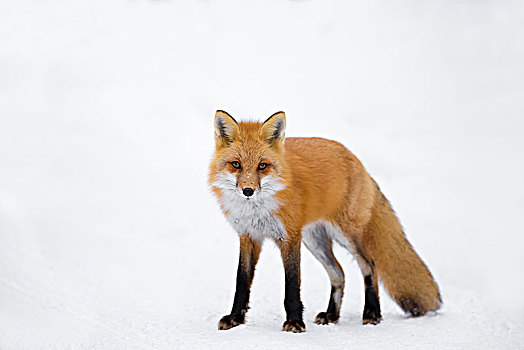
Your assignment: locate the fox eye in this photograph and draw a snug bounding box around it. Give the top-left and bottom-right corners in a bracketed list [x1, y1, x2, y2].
[231, 161, 241, 169]
[258, 162, 268, 170]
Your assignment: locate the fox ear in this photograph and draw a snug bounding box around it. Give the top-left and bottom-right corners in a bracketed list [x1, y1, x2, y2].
[215, 110, 240, 147]
[260, 111, 286, 149]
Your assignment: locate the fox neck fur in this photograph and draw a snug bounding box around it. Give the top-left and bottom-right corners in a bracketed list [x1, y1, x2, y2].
[212, 172, 287, 241]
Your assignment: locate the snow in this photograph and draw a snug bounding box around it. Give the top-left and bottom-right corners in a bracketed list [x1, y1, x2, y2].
[1, 0, 524, 349]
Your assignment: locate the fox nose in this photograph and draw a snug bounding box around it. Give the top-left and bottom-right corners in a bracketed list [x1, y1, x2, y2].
[243, 188, 254, 197]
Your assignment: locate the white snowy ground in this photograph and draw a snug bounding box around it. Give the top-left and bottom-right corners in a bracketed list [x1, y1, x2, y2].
[1, 0, 524, 349]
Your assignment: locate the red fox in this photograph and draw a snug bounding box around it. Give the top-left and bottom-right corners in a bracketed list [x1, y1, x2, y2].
[209, 111, 441, 333]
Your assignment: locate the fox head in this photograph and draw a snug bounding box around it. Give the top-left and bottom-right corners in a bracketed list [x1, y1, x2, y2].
[209, 110, 287, 203]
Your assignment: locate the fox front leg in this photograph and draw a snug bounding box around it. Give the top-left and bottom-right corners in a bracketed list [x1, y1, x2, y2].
[278, 238, 306, 333]
[218, 235, 261, 330]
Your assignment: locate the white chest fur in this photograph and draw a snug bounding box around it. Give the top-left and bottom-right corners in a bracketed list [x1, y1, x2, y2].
[213, 173, 287, 241]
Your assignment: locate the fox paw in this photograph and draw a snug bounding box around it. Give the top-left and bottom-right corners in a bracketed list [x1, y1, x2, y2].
[315, 312, 339, 325]
[218, 314, 244, 330]
[362, 314, 382, 325]
[282, 319, 306, 333]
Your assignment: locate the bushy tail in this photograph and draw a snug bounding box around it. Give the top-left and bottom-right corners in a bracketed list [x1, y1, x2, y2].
[364, 191, 441, 316]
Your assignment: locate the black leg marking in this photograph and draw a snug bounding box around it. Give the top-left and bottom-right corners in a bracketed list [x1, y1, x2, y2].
[315, 285, 342, 324]
[350, 239, 382, 325]
[282, 263, 305, 332]
[283, 268, 304, 319]
[280, 240, 306, 333]
[218, 237, 260, 330]
[326, 286, 338, 314]
[363, 275, 382, 325]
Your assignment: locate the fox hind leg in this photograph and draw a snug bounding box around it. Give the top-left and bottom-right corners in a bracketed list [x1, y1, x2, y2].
[354, 248, 382, 325]
[303, 222, 345, 325]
